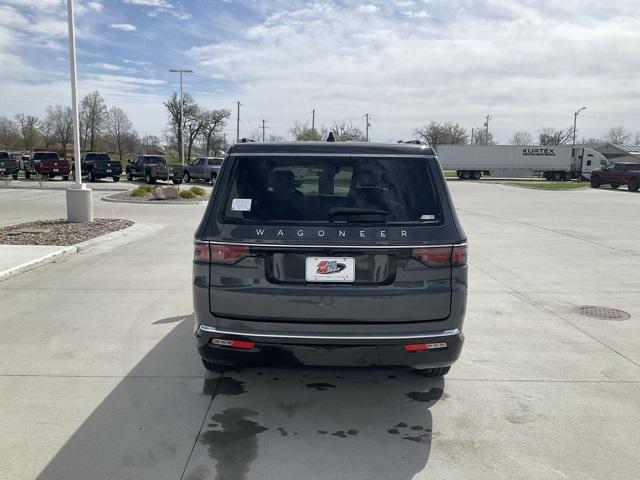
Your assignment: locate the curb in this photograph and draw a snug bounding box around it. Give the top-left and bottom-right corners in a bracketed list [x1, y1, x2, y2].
[0, 222, 150, 282]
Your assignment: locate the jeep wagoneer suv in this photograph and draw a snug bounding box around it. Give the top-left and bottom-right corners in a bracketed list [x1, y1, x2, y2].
[192, 142, 467, 375]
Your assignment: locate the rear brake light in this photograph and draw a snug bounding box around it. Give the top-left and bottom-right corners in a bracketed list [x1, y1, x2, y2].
[211, 338, 255, 349]
[194, 242, 210, 262]
[411, 244, 467, 267]
[451, 244, 467, 266]
[210, 244, 250, 264]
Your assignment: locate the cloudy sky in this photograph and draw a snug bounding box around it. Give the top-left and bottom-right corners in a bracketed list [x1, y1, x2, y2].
[1, 0, 639, 143]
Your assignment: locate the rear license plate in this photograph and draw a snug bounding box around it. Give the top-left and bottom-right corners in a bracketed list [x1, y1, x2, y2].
[0, 168, 5, 172]
[53, 168, 59, 172]
[305, 257, 355, 282]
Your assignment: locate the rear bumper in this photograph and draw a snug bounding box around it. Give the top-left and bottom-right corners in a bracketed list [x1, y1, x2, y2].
[37, 167, 70, 175]
[195, 324, 464, 369]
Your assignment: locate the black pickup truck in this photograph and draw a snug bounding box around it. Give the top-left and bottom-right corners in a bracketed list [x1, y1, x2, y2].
[0, 151, 20, 179]
[76, 152, 122, 182]
[125, 155, 170, 184]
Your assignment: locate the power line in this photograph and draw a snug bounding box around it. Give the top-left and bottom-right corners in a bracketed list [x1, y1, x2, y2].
[260, 119, 269, 141]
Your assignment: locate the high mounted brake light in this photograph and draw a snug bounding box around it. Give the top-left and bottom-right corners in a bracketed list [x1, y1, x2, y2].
[411, 244, 467, 267]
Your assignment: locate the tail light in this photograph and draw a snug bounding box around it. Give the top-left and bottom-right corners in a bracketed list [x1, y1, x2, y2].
[194, 242, 251, 264]
[210, 338, 255, 350]
[154, 164, 160, 172]
[411, 244, 467, 267]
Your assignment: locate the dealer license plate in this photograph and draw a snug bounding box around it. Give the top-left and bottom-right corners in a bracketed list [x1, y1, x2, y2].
[305, 257, 355, 282]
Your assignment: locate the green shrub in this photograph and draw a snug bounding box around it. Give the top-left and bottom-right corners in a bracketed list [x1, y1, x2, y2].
[130, 187, 148, 197]
[189, 186, 206, 196]
[178, 189, 198, 199]
[139, 184, 154, 193]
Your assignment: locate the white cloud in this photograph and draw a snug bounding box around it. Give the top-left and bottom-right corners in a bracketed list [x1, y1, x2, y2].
[357, 4, 379, 14]
[123, 0, 173, 7]
[188, 1, 640, 142]
[87, 2, 103, 12]
[110, 23, 137, 31]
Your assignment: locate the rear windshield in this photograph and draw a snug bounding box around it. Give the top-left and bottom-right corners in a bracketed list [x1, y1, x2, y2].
[143, 156, 166, 164]
[220, 156, 441, 224]
[0, 152, 9, 160]
[86, 154, 110, 161]
[208, 158, 223, 166]
[33, 153, 60, 161]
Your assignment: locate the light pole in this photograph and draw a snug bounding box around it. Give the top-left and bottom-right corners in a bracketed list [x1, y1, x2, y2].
[169, 69, 193, 165]
[572, 106, 586, 149]
[65, 0, 92, 223]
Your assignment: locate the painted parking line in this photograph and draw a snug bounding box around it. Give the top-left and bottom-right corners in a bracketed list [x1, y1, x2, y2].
[18, 191, 65, 202]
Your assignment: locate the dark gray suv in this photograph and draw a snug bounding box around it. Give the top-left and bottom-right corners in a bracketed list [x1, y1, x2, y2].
[193, 142, 467, 376]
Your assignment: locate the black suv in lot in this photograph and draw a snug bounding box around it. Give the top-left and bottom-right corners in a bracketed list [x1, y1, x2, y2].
[192, 142, 468, 376]
[0, 151, 19, 179]
[78, 152, 122, 182]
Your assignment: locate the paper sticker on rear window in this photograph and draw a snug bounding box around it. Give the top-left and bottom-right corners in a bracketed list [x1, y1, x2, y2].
[231, 198, 252, 211]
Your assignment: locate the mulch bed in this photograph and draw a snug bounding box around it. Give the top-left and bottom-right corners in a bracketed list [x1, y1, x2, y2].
[0, 218, 134, 246]
[104, 191, 206, 203]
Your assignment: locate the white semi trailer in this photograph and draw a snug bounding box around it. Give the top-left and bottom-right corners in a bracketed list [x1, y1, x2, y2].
[436, 145, 608, 180]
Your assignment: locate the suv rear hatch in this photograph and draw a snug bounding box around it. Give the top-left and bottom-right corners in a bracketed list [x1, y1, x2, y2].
[202, 154, 463, 324]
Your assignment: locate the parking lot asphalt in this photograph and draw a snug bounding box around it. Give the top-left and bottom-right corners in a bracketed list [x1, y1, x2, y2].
[1, 180, 639, 480]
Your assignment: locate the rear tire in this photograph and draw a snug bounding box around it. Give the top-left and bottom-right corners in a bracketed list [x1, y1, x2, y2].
[611, 183, 620, 189]
[25, 170, 31, 179]
[562, 172, 572, 181]
[12, 174, 18, 180]
[146, 171, 156, 184]
[62, 175, 69, 181]
[184, 171, 191, 183]
[415, 366, 450, 377]
[628, 178, 639, 192]
[472, 171, 481, 180]
[89, 170, 96, 182]
[590, 176, 601, 188]
[210, 174, 217, 185]
[552, 172, 562, 181]
[126, 170, 133, 181]
[462, 171, 471, 180]
[113, 176, 120, 182]
[202, 358, 230, 374]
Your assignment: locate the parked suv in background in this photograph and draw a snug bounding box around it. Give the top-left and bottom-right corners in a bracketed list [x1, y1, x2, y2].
[192, 142, 468, 376]
[176, 156, 224, 184]
[126, 155, 169, 184]
[0, 151, 20, 179]
[77, 152, 122, 182]
[24, 152, 70, 180]
[590, 162, 640, 192]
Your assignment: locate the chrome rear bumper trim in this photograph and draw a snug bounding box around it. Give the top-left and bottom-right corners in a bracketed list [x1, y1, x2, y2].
[197, 325, 461, 341]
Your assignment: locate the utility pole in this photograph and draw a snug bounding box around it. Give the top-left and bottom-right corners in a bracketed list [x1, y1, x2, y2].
[260, 119, 269, 142]
[311, 109, 315, 133]
[169, 68, 193, 165]
[572, 106, 587, 150]
[483, 115, 491, 144]
[471, 128, 475, 145]
[65, 0, 92, 223]
[365, 113, 371, 141]
[236, 101, 241, 142]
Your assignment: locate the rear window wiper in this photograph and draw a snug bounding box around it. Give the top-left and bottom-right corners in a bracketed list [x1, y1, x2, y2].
[329, 207, 390, 222]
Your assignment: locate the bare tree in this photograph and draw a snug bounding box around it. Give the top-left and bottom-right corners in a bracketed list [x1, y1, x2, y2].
[509, 131, 532, 145]
[0, 116, 21, 149]
[106, 106, 136, 161]
[38, 116, 56, 150]
[79, 91, 108, 151]
[472, 128, 495, 145]
[538, 127, 573, 146]
[635, 132, 640, 146]
[329, 121, 366, 142]
[268, 134, 286, 142]
[45, 106, 73, 157]
[200, 109, 231, 156]
[290, 121, 325, 141]
[141, 135, 162, 154]
[415, 121, 468, 151]
[164, 92, 199, 163]
[604, 126, 630, 144]
[14, 114, 40, 150]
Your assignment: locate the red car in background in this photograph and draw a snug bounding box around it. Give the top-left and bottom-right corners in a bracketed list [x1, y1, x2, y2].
[590, 162, 640, 192]
[24, 151, 70, 180]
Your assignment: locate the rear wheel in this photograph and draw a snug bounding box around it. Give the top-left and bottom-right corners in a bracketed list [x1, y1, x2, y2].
[113, 176, 120, 182]
[462, 171, 471, 180]
[25, 170, 31, 179]
[552, 172, 563, 181]
[89, 170, 96, 182]
[611, 183, 620, 189]
[201, 358, 229, 374]
[415, 366, 450, 377]
[62, 175, 69, 181]
[628, 178, 639, 192]
[472, 171, 481, 180]
[562, 172, 572, 181]
[146, 171, 156, 184]
[184, 171, 191, 183]
[590, 176, 601, 188]
[126, 170, 133, 181]
[210, 174, 217, 185]
[12, 174, 18, 180]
